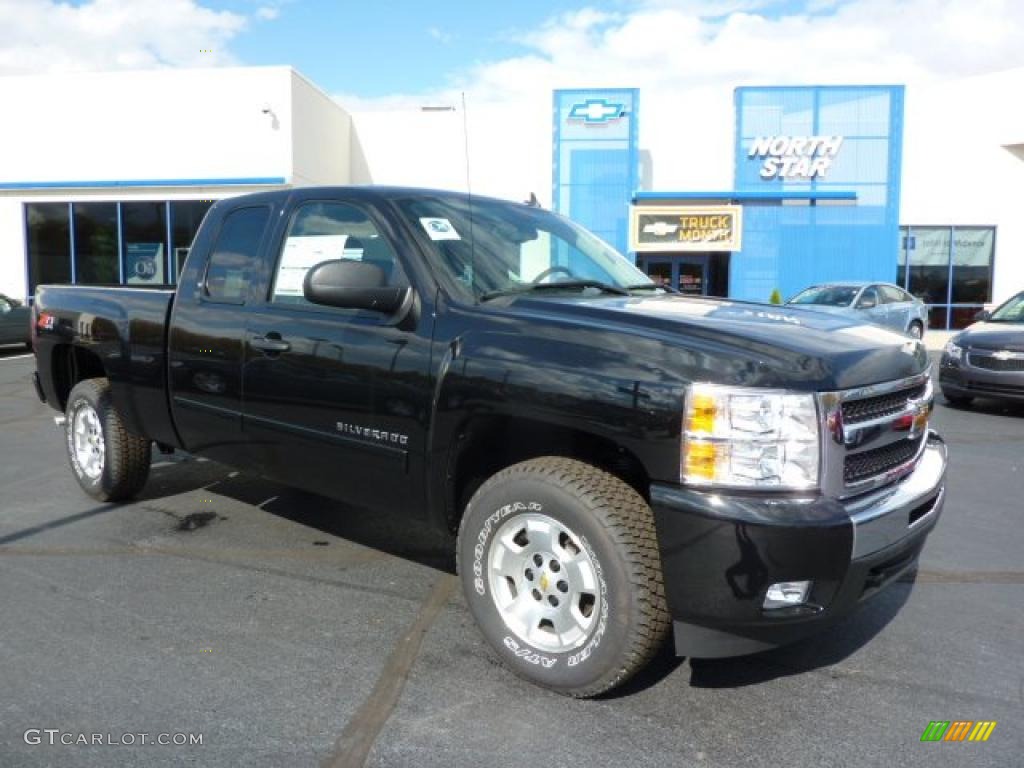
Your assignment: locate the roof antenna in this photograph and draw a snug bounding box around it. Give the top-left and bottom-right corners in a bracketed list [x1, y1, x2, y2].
[461, 91, 477, 300]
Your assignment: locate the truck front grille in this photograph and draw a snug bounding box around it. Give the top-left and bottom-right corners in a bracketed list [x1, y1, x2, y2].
[841, 383, 926, 424]
[844, 435, 925, 484]
[821, 372, 933, 498]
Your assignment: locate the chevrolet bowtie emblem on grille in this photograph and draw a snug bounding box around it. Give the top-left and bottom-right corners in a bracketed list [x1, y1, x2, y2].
[568, 98, 626, 124]
[992, 350, 1019, 360]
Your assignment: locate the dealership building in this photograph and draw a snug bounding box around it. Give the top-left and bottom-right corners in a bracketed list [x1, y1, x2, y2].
[1, 65, 1021, 329]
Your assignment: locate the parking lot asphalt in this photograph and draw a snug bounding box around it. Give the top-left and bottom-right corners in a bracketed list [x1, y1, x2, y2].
[0, 344, 1021, 768]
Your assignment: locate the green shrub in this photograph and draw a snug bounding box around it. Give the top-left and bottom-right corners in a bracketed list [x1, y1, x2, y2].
[769, 288, 783, 305]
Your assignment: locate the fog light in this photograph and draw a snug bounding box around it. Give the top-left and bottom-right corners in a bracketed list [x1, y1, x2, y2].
[764, 581, 811, 609]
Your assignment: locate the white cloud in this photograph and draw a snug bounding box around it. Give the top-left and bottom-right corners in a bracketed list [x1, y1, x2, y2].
[343, 0, 1024, 109]
[0, 0, 246, 74]
[256, 6, 280, 21]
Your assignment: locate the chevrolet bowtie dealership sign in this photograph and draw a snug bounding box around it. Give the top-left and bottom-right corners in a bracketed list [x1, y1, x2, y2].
[630, 205, 743, 252]
[568, 98, 626, 124]
[748, 135, 844, 179]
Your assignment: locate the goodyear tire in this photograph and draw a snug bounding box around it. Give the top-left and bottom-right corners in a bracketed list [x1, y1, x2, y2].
[65, 378, 151, 502]
[457, 457, 669, 697]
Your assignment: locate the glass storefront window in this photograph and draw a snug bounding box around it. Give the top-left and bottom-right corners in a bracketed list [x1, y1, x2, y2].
[25, 199, 220, 296]
[26, 203, 71, 294]
[906, 227, 950, 305]
[73, 203, 119, 285]
[951, 227, 994, 304]
[899, 225, 996, 330]
[171, 200, 213, 278]
[121, 202, 168, 286]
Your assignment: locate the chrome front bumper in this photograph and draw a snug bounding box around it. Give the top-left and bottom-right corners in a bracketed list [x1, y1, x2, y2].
[845, 431, 946, 559]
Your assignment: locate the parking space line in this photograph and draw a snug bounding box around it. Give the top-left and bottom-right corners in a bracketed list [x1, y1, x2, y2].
[322, 573, 457, 768]
[0, 353, 33, 361]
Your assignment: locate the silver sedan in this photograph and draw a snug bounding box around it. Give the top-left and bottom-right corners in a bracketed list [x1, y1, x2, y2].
[786, 282, 929, 338]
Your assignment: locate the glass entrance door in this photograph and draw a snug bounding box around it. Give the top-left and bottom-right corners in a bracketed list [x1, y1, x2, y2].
[676, 260, 705, 295]
[638, 255, 709, 296]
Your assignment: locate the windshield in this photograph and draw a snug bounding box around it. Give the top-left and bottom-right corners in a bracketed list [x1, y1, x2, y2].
[988, 291, 1024, 323]
[392, 195, 655, 300]
[788, 285, 859, 307]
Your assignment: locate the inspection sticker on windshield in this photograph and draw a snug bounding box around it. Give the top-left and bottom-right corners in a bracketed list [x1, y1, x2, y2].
[419, 217, 461, 241]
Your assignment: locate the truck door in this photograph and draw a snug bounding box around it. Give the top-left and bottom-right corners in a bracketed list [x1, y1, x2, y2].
[242, 197, 433, 514]
[168, 203, 273, 465]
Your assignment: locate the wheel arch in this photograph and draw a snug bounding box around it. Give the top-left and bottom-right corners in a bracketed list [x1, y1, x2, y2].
[50, 344, 107, 411]
[444, 414, 651, 532]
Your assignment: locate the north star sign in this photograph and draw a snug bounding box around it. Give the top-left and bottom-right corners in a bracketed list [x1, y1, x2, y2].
[568, 98, 626, 124]
[748, 135, 844, 180]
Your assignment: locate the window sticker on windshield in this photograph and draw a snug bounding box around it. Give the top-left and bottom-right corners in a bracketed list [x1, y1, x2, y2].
[419, 217, 461, 241]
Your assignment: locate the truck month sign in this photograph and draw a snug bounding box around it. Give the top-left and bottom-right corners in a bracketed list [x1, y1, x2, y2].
[748, 135, 844, 179]
[631, 206, 743, 252]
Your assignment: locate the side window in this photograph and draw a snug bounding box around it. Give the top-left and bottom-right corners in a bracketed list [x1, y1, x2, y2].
[879, 285, 905, 303]
[858, 287, 879, 308]
[271, 201, 405, 306]
[203, 206, 271, 303]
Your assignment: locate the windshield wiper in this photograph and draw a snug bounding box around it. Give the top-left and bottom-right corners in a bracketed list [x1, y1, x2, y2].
[479, 280, 631, 302]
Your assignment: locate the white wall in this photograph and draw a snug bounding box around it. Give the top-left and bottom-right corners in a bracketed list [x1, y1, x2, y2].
[291, 71, 352, 186]
[348, 84, 734, 205]
[0, 67, 295, 184]
[350, 100, 551, 203]
[901, 68, 1024, 305]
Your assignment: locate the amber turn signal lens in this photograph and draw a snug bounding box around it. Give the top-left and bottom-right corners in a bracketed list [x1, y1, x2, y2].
[686, 394, 717, 435]
[683, 441, 718, 481]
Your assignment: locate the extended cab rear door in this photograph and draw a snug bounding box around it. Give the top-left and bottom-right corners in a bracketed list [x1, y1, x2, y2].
[168, 199, 276, 465]
[241, 191, 435, 514]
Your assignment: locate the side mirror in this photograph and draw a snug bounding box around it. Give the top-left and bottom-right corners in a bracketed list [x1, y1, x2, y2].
[303, 260, 412, 314]
[858, 296, 877, 309]
[974, 309, 990, 322]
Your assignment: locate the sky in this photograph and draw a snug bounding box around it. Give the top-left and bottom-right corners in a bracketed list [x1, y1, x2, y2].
[1, 0, 1023, 111]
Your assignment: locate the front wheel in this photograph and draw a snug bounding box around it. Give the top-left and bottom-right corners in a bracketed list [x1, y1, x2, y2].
[65, 378, 151, 501]
[457, 457, 669, 697]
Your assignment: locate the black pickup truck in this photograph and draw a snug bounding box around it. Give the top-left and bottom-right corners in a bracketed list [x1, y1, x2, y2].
[31, 186, 946, 697]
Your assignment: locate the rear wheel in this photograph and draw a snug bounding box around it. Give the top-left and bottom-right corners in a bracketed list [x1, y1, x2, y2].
[65, 378, 151, 501]
[908, 321, 924, 339]
[457, 457, 669, 697]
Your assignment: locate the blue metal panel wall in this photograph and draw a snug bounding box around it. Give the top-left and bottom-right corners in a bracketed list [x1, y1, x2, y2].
[731, 86, 904, 302]
[552, 89, 639, 256]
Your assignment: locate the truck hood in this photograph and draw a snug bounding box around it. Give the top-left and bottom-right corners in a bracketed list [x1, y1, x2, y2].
[504, 293, 928, 391]
[955, 322, 1024, 352]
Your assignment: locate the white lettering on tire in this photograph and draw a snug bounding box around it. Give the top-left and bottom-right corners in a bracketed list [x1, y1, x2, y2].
[471, 501, 541, 596]
[567, 534, 609, 668]
[503, 636, 557, 669]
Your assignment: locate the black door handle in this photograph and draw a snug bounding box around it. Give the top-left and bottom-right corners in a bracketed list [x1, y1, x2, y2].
[250, 334, 291, 354]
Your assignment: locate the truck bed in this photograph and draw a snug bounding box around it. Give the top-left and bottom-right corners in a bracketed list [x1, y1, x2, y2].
[33, 285, 180, 448]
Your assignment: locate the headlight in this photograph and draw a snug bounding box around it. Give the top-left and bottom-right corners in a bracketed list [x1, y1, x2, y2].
[943, 340, 963, 360]
[682, 384, 819, 489]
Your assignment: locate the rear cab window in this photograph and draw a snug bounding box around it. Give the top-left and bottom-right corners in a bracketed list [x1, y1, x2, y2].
[203, 206, 272, 304]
